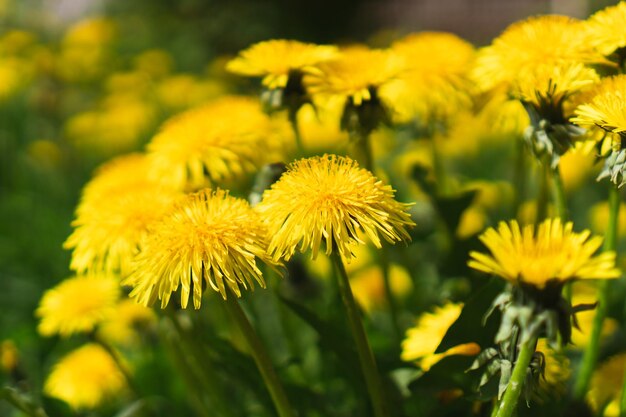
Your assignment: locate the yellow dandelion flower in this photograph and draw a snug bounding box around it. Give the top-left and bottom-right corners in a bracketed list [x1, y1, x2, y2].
[132, 48, 173, 79]
[468, 218, 620, 289]
[77, 153, 152, 200]
[570, 283, 618, 348]
[589, 200, 626, 237]
[146, 96, 291, 190]
[37, 275, 120, 337]
[44, 344, 126, 409]
[64, 179, 182, 275]
[513, 63, 598, 113]
[382, 32, 475, 122]
[256, 155, 414, 262]
[571, 75, 626, 135]
[304, 46, 402, 105]
[350, 263, 413, 312]
[0, 340, 18, 373]
[472, 15, 600, 93]
[587, 354, 626, 417]
[123, 189, 275, 309]
[98, 299, 156, 347]
[63, 17, 116, 47]
[401, 303, 480, 371]
[227, 39, 338, 90]
[585, 2, 626, 57]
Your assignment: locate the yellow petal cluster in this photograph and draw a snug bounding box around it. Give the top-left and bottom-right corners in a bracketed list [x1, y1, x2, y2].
[36, 275, 120, 337]
[382, 32, 475, 122]
[472, 15, 599, 93]
[468, 218, 620, 288]
[146, 96, 290, 190]
[256, 155, 414, 262]
[401, 303, 480, 371]
[64, 154, 183, 275]
[226, 39, 337, 89]
[584, 2, 626, 57]
[572, 75, 626, 135]
[124, 189, 275, 309]
[44, 344, 126, 409]
[304, 47, 402, 105]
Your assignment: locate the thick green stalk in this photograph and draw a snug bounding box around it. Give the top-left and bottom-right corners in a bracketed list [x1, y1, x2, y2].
[288, 109, 303, 154]
[551, 165, 568, 221]
[574, 185, 620, 400]
[330, 251, 390, 417]
[494, 335, 539, 417]
[223, 295, 296, 417]
[536, 161, 550, 223]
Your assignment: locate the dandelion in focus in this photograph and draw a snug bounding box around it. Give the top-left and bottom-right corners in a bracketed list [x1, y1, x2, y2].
[257, 154, 414, 262]
[124, 189, 275, 309]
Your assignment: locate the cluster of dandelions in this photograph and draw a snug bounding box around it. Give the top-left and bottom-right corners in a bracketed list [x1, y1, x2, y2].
[23, 2, 626, 417]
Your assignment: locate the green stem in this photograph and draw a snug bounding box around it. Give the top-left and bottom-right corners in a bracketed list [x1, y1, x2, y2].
[223, 295, 296, 417]
[1, 387, 48, 417]
[93, 334, 141, 398]
[574, 184, 620, 400]
[551, 165, 568, 221]
[379, 248, 401, 344]
[513, 139, 527, 219]
[356, 131, 374, 173]
[536, 161, 550, 223]
[165, 310, 236, 417]
[494, 335, 539, 417]
[288, 109, 303, 155]
[330, 251, 390, 417]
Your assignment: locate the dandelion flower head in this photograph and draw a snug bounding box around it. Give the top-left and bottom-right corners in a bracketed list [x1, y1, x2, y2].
[227, 39, 338, 89]
[401, 303, 480, 371]
[37, 274, 120, 337]
[124, 189, 275, 309]
[382, 32, 475, 122]
[44, 344, 126, 409]
[304, 46, 402, 105]
[65, 155, 183, 275]
[256, 155, 415, 262]
[147, 96, 290, 190]
[468, 218, 620, 289]
[584, 2, 626, 57]
[472, 15, 599, 93]
[587, 354, 626, 417]
[571, 75, 626, 136]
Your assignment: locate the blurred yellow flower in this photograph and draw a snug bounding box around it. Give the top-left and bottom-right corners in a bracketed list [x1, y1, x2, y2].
[147, 96, 290, 190]
[133, 48, 173, 79]
[63, 17, 116, 47]
[44, 344, 126, 409]
[26, 139, 63, 169]
[350, 263, 412, 312]
[584, 2, 626, 57]
[0, 57, 33, 100]
[297, 101, 349, 153]
[98, 299, 156, 347]
[77, 153, 153, 199]
[37, 275, 120, 337]
[0, 340, 18, 373]
[124, 189, 275, 309]
[589, 200, 626, 237]
[570, 283, 618, 348]
[227, 39, 337, 89]
[535, 339, 570, 397]
[256, 155, 414, 262]
[472, 15, 599, 94]
[469, 219, 620, 288]
[559, 146, 597, 191]
[572, 75, 626, 135]
[155, 74, 226, 111]
[382, 32, 474, 122]
[587, 354, 626, 417]
[304, 47, 402, 105]
[401, 303, 480, 371]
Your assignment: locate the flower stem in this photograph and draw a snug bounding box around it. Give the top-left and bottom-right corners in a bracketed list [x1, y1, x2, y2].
[93, 334, 141, 398]
[288, 108, 303, 154]
[536, 161, 550, 223]
[551, 165, 568, 221]
[379, 248, 401, 344]
[223, 295, 296, 417]
[574, 184, 620, 400]
[330, 250, 390, 417]
[494, 334, 538, 417]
